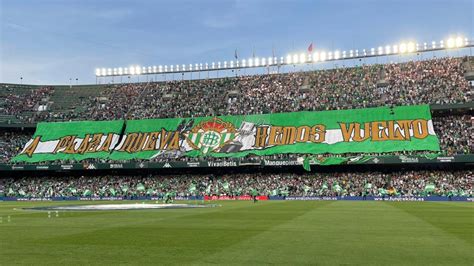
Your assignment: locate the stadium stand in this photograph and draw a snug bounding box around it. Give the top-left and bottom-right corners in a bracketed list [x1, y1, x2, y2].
[0, 55, 472, 202]
[0, 57, 472, 124]
[2, 170, 472, 198]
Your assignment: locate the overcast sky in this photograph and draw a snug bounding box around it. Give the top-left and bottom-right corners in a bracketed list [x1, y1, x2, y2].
[0, 0, 472, 85]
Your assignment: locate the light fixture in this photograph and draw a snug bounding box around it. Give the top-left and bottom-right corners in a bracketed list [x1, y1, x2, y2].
[320, 52, 326, 61]
[399, 43, 407, 53]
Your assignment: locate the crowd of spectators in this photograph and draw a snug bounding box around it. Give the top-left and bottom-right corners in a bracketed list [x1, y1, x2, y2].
[0, 131, 31, 163]
[1, 86, 54, 123]
[434, 115, 473, 155]
[1, 57, 472, 123]
[2, 170, 471, 198]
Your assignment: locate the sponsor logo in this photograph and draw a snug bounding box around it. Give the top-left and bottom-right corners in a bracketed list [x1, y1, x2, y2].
[263, 160, 299, 166]
[11, 166, 25, 170]
[109, 163, 124, 169]
[204, 195, 268, 201]
[239, 161, 262, 166]
[138, 162, 146, 168]
[436, 156, 454, 162]
[186, 162, 200, 167]
[399, 156, 419, 163]
[36, 166, 49, 170]
[374, 197, 424, 202]
[372, 158, 380, 164]
[17, 198, 52, 201]
[84, 163, 96, 170]
[285, 196, 338, 201]
[61, 164, 74, 170]
[163, 163, 172, 168]
[79, 197, 123, 201]
[207, 161, 238, 167]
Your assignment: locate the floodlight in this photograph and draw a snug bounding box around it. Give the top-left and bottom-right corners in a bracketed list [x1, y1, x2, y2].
[113, 68, 117, 75]
[95, 69, 101, 76]
[455, 37, 463, 47]
[334, 50, 340, 59]
[136, 66, 141, 75]
[385, 45, 391, 54]
[447, 38, 455, 48]
[465, 38, 469, 46]
[378, 46, 383, 55]
[200, 63, 203, 70]
[355, 50, 359, 57]
[248, 58, 253, 67]
[327, 52, 332, 60]
[124, 68, 129, 75]
[107, 68, 112, 76]
[439, 40, 444, 48]
[371, 48, 375, 55]
[393, 45, 398, 53]
[363, 49, 367, 56]
[407, 42, 415, 53]
[261, 58, 266, 66]
[423, 42, 427, 50]
[268, 57, 273, 65]
[211, 62, 215, 69]
[415, 43, 419, 51]
[119, 67, 123, 75]
[299, 53, 306, 63]
[230, 61, 234, 67]
[130, 67, 135, 75]
[170, 65, 174, 71]
[399, 43, 407, 53]
[320, 52, 326, 61]
[431, 41, 436, 49]
[164, 65, 168, 72]
[286, 55, 292, 64]
[280, 57, 284, 64]
[254, 58, 259, 67]
[241, 60, 246, 67]
[312, 52, 318, 62]
[217, 62, 221, 68]
[293, 54, 299, 64]
[205, 63, 208, 70]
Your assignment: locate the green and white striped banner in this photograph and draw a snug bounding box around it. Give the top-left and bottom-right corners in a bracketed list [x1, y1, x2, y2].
[12, 105, 440, 162]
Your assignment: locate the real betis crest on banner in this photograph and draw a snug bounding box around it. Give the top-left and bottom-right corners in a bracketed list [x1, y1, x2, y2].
[186, 118, 237, 154]
[12, 105, 440, 163]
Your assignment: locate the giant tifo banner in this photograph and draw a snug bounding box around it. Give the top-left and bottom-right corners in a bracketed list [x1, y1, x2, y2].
[12, 120, 124, 163]
[13, 105, 440, 162]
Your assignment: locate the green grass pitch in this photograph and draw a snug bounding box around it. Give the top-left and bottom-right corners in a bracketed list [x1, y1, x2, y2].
[0, 200, 472, 265]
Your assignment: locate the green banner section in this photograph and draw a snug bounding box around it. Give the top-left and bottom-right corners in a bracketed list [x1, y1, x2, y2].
[12, 120, 124, 162]
[13, 105, 440, 162]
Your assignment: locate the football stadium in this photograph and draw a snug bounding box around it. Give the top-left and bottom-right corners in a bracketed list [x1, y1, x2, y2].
[0, 1, 473, 265]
